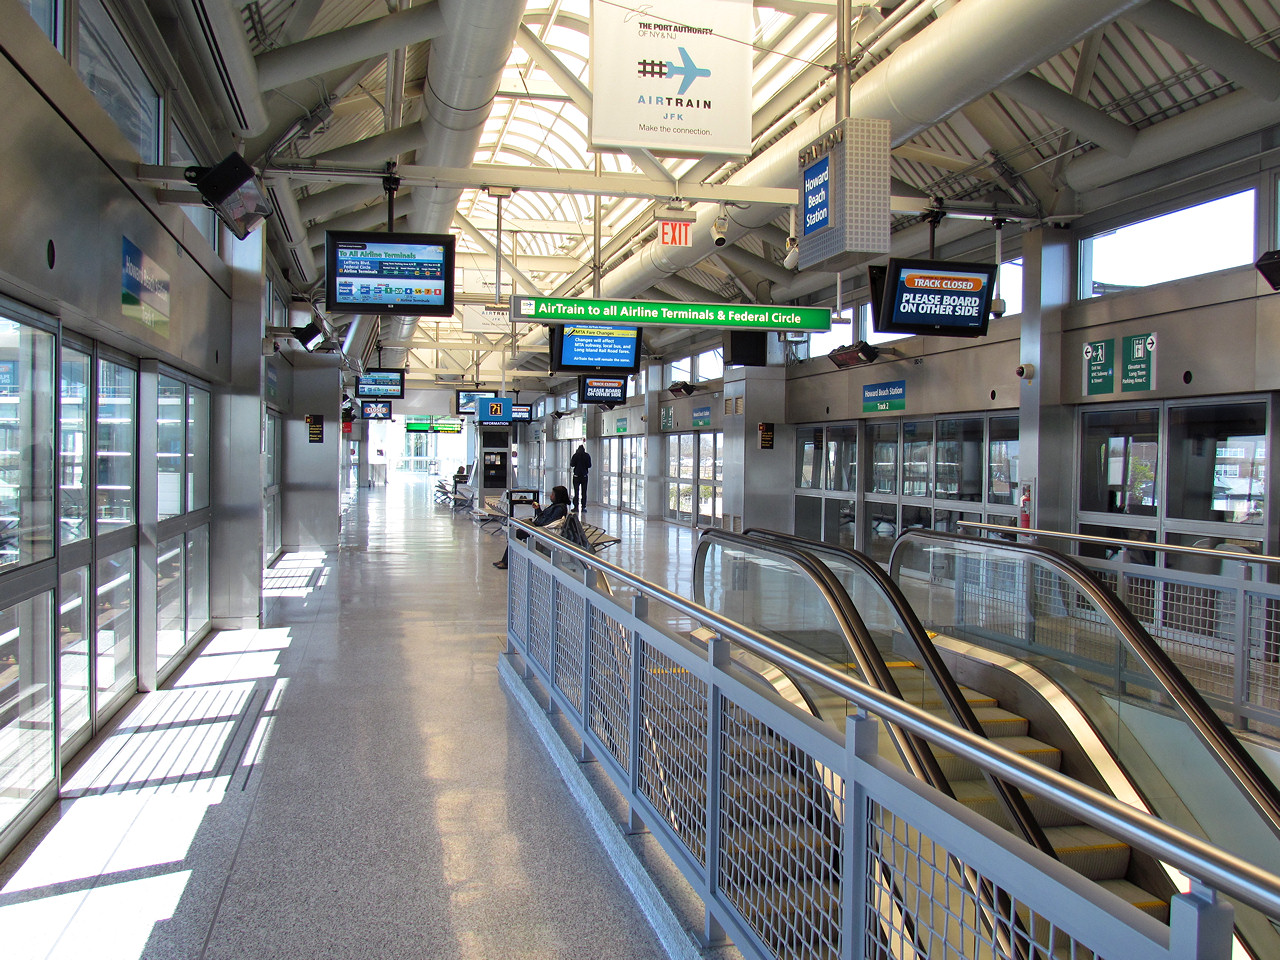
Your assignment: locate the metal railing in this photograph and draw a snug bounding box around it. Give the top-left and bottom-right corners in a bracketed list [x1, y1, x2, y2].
[504, 518, 1280, 960]
[961, 521, 1280, 739]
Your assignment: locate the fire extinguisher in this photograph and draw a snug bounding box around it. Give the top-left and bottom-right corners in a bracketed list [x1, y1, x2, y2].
[1019, 485, 1032, 529]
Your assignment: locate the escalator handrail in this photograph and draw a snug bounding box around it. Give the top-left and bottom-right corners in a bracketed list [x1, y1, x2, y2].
[741, 526, 1056, 860]
[504, 519, 1280, 918]
[889, 528, 1280, 841]
[695, 528, 952, 795]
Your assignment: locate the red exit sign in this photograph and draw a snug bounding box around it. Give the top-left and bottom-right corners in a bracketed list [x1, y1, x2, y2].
[658, 220, 692, 246]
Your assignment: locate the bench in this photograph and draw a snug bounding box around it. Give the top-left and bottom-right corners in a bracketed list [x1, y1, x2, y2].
[451, 485, 476, 513]
[471, 496, 509, 534]
[433, 481, 453, 504]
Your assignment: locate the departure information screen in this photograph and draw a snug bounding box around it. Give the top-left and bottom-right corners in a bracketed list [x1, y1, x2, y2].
[326, 231, 455, 315]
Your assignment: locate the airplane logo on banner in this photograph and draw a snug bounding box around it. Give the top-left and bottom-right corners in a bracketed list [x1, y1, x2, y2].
[637, 47, 712, 95]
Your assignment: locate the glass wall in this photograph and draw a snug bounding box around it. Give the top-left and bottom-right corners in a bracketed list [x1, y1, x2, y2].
[799, 415, 1019, 562]
[1078, 398, 1269, 561]
[76, 0, 161, 163]
[96, 358, 136, 535]
[601, 435, 645, 512]
[665, 431, 721, 525]
[59, 346, 90, 543]
[0, 591, 55, 839]
[0, 318, 56, 570]
[58, 566, 90, 748]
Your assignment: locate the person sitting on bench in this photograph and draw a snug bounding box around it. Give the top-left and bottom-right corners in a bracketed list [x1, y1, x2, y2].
[493, 485, 571, 569]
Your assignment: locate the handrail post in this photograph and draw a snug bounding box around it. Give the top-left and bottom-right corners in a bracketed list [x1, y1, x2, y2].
[700, 632, 731, 949]
[843, 712, 878, 960]
[627, 595, 648, 833]
[1168, 880, 1234, 960]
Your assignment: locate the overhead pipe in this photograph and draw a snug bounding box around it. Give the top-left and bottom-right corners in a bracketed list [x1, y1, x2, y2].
[264, 176, 318, 283]
[409, 0, 529, 234]
[312, 125, 425, 167]
[307, 201, 410, 250]
[1000, 74, 1137, 156]
[1124, 0, 1280, 102]
[173, 0, 270, 137]
[602, 0, 1147, 299]
[255, 3, 447, 92]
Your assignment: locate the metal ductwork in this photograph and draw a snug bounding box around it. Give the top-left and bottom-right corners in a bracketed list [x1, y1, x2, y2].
[409, 0, 529, 234]
[255, 3, 448, 92]
[172, 0, 270, 137]
[265, 177, 318, 284]
[601, 0, 1146, 300]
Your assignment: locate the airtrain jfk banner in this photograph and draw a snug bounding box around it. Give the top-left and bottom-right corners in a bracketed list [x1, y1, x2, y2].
[589, 0, 752, 155]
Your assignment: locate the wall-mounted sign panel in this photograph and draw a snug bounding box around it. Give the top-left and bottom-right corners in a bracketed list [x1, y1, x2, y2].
[406, 417, 463, 433]
[796, 118, 891, 272]
[863, 380, 906, 413]
[1121, 333, 1157, 392]
[590, 0, 752, 156]
[692, 405, 712, 427]
[1084, 340, 1114, 396]
[514, 296, 830, 331]
[306, 414, 324, 443]
[122, 237, 170, 335]
[477, 397, 514, 423]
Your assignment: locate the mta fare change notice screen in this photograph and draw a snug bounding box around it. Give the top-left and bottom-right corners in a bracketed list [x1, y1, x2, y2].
[560, 325, 639, 367]
[332, 239, 448, 309]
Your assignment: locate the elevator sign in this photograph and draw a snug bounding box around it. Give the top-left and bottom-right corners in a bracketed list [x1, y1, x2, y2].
[1122, 333, 1156, 392]
[659, 221, 693, 246]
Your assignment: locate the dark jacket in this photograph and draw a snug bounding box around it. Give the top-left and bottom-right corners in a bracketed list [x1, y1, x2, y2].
[570, 446, 592, 478]
[532, 502, 569, 526]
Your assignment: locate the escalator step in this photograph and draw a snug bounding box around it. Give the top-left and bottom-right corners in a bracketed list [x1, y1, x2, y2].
[950, 780, 1080, 828]
[1097, 879, 1170, 923]
[924, 705, 1029, 737]
[934, 735, 1061, 781]
[1044, 825, 1132, 881]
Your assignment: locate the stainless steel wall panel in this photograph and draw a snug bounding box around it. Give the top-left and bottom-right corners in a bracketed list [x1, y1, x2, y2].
[0, 19, 232, 383]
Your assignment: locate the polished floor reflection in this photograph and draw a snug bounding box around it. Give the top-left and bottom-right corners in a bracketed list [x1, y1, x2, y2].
[1, 477, 700, 960]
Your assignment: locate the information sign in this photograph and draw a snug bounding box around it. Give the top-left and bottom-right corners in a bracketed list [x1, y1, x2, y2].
[1121, 333, 1157, 392]
[759, 422, 775, 449]
[692, 404, 712, 427]
[122, 237, 171, 335]
[863, 380, 906, 413]
[513, 296, 830, 331]
[306, 414, 324, 443]
[616, 418, 628, 434]
[1084, 339, 1115, 395]
[802, 155, 830, 236]
[661, 405, 673, 430]
[659, 221, 693, 246]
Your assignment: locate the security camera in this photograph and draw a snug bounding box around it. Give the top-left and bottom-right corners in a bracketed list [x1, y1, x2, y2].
[1016, 363, 1035, 381]
[711, 216, 728, 246]
[782, 239, 799, 270]
[990, 297, 1007, 319]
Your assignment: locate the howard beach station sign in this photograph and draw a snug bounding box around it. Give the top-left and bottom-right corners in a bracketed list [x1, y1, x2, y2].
[511, 296, 831, 332]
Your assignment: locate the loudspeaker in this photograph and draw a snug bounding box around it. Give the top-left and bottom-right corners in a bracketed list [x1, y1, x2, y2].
[724, 330, 768, 367]
[1256, 250, 1280, 290]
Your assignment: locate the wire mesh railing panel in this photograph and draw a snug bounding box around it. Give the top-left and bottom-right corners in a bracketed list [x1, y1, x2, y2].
[865, 801, 1110, 960]
[554, 586, 586, 713]
[588, 603, 632, 771]
[718, 696, 842, 960]
[1152, 581, 1238, 705]
[637, 642, 709, 867]
[509, 552, 527, 640]
[527, 564, 553, 672]
[1246, 593, 1280, 717]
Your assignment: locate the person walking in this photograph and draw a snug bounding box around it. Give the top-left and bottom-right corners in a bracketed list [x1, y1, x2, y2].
[570, 444, 591, 512]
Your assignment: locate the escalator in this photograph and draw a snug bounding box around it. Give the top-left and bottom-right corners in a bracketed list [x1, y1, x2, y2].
[696, 527, 1280, 958]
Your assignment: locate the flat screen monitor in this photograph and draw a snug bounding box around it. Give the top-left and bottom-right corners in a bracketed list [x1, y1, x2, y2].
[579, 375, 628, 405]
[510, 404, 533, 422]
[360, 400, 392, 420]
[874, 258, 997, 338]
[325, 230, 455, 316]
[550, 324, 642, 374]
[355, 368, 405, 399]
[455, 389, 497, 416]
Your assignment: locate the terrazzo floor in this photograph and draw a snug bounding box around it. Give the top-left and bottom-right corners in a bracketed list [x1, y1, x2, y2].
[1, 477, 703, 960]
